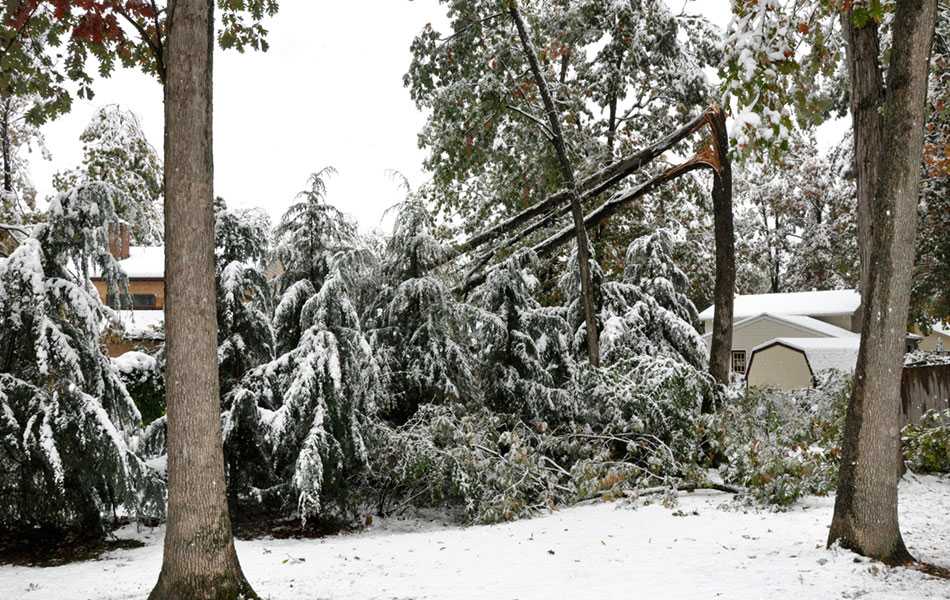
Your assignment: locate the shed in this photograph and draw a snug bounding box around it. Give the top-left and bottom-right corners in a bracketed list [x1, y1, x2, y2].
[747, 337, 862, 390]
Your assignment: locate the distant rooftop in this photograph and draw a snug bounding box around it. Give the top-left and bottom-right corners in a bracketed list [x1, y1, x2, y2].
[698, 289, 860, 321]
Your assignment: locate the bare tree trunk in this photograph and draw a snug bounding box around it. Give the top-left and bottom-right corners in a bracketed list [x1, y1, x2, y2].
[148, 1, 257, 598]
[828, 0, 937, 564]
[1, 97, 11, 197]
[840, 11, 884, 324]
[508, 1, 600, 366]
[706, 106, 735, 393]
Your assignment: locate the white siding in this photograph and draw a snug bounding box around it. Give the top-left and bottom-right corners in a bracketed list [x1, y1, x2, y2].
[704, 315, 837, 358]
[813, 314, 856, 333]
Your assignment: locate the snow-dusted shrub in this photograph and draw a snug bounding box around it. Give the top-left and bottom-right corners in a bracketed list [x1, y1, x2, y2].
[367, 200, 481, 423]
[363, 403, 568, 524]
[904, 351, 950, 367]
[468, 253, 574, 422]
[708, 373, 850, 506]
[114, 351, 165, 425]
[902, 409, 950, 474]
[0, 183, 165, 537]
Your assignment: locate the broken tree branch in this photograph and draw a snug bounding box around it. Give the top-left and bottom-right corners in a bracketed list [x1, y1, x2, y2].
[445, 109, 712, 263]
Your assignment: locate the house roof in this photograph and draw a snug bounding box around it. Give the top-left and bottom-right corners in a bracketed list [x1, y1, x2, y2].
[752, 337, 862, 374]
[698, 289, 860, 321]
[92, 246, 164, 279]
[701, 312, 858, 341]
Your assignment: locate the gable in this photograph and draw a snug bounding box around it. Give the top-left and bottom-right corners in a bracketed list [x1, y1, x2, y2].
[703, 313, 852, 353]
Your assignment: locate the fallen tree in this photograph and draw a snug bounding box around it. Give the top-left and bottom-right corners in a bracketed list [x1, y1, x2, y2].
[451, 105, 735, 390]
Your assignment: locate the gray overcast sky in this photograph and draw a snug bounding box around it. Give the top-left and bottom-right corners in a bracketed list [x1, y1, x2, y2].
[26, 2, 752, 231]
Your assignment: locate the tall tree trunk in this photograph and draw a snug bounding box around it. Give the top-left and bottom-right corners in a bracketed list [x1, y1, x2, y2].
[1, 96, 12, 197]
[706, 106, 735, 393]
[840, 11, 884, 323]
[828, 0, 937, 564]
[508, 1, 600, 366]
[148, 1, 257, 598]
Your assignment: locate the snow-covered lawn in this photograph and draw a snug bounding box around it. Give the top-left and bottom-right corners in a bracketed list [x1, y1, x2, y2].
[3, 476, 948, 600]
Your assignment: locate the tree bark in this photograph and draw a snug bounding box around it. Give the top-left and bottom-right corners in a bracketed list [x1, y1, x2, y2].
[508, 1, 599, 365]
[840, 11, 884, 324]
[704, 106, 735, 393]
[828, 0, 937, 564]
[148, 1, 257, 598]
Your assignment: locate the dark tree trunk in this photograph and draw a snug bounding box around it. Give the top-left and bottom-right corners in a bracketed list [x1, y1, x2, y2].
[148, 1, 257, 598]
[1, 97, 11, 196]
[706, 106, 735, 393]
[509, 1, 600, 366]
[828, 0, 937, 564]
[840, 10, 884, 314]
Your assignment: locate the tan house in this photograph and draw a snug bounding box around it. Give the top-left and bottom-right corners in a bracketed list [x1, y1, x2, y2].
[914, 323, 950, 353]
[91, 224, 165, 356]
[698, 289, 928, 391]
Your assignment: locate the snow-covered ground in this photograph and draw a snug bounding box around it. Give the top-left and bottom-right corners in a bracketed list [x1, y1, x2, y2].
[3, 476, 948, 600]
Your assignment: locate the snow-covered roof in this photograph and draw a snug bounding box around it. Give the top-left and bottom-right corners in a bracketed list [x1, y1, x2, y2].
[114, 309, 165, 340]
[752, 337, 862, 374]
[698, 289, 860, 321]
[93, 246, 165, 279]
[701, 312, 858, 341]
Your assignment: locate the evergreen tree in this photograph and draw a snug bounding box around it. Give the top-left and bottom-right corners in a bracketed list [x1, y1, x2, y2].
[220, 174, 377, 522]
[223, 262, 380, 522]
[54, 105, 164, 246]
[0, 94, 47, 226]
[0, 182, 164, 538]
[367, 199, 480, 423]
[784, 137, 858, 291]
[215, 197, 273, 397]
[911, 11, 950, 328]
[598, 230, 706, 369]
[469, 252, 573, 422]
[273, 167, 356, 295]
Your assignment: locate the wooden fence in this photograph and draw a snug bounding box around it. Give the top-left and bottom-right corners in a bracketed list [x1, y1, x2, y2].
[901, 364, 950, 426]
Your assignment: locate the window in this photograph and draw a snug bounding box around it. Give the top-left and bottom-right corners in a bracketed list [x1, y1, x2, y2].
[107, 293, 158, 310]
[731, 350, 747, 375]
[131, 294, 157, 309]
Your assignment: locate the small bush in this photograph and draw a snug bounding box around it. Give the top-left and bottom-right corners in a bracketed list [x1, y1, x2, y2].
[903, 409, 950, 474]
[707, 373, 850, 507]
[363, 404, 568, 524]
